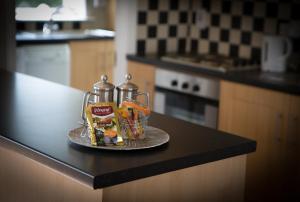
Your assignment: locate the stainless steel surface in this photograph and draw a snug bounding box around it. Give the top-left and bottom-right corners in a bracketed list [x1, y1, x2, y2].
[81, 75, 114, 123]
[117, 74, 139, 106]
[154, 68, 219, 129]
[68, 126, 170, 150]
[155, 68, 220, 100]
[93, 74, 115, 102]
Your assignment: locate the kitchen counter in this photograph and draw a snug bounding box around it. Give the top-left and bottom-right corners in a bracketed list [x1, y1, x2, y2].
[127, 54, 300, 95]
[16, 29, 114, 45]
[0, 70, 255, 192]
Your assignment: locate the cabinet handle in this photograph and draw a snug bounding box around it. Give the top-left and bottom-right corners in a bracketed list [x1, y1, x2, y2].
[274, 113, 284, 142]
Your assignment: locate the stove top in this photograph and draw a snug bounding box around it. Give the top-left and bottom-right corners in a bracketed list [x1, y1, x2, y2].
[161, 54, 259, 72]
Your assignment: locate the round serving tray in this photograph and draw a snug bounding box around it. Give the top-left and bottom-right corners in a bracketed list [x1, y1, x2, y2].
[68, 126, 170, 150]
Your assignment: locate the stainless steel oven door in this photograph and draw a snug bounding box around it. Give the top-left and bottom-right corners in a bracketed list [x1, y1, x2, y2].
[154, 87, 218, 129]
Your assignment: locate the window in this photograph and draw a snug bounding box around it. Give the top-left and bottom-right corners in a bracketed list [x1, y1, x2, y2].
[16, 0, 87, 21]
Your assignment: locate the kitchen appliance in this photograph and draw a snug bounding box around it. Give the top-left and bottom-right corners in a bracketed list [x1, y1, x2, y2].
[161, 54, 259, 72]
[81, 75, 115, 123]
[16, 44, 70, 85]
[262, 35, 293, 73]
[154, 68, 219, 128]
[116, 74, 149, 107]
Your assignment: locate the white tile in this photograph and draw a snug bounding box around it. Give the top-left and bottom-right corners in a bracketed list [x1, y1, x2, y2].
[167, 38, 178, 52]
[169, 11, 179, 24]
[220, 14, 231, 29]
[137, 25, 147, 39]
[209, 27, 220, 42]
[157, 25, 168, 38]
[147, 11, 158, 25]
[146, 39, 157, 53]
[138, 0, 148, 10]
[241, 16, 253, 31]
[254, 2, 266, 17]
[178, 25, 188, 37]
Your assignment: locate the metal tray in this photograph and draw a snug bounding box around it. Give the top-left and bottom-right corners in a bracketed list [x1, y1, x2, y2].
[68, 126, 170, 150]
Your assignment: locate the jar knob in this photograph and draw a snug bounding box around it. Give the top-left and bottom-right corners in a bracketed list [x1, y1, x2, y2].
[100, 75, 108, 83]
[125, 74, 132, 82]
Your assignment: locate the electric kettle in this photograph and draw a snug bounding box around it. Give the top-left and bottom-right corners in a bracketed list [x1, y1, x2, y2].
[262, 35, 292, 72]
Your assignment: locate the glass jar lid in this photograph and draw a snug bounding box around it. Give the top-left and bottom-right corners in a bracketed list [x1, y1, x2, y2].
[117, 74, 138, 91]
[93, 75, 115, 91]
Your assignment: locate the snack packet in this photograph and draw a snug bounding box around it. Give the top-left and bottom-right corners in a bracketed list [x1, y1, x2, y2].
[86, 102, 123, 146]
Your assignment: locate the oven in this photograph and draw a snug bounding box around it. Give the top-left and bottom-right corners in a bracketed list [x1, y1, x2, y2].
[153, 68, 220, 129]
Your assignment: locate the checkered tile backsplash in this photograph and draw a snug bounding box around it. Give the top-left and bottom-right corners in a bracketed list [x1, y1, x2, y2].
[136, 0, 300, 62]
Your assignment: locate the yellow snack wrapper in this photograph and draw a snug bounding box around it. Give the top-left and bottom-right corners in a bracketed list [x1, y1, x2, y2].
[86, 102, 123, 146]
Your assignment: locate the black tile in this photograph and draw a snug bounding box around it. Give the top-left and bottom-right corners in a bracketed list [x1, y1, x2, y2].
[138, 11, 147, 24]
[149, 0, 158, 10]
[211, 14, 220, 26]
[229, 45, 239, 57]
[251, 47, 261, 62]
[291, 3, 300, 20]
[159, 12, 168, 24]
[253, 18, 264, 32]
[266, 2, 278, 18]
[137, 40, 145, 56]
[148, 26, 157, 38]
[220, 29, 229, 42]
[190, 39, 198, 54]
[158, 39, 167, 56]
[177, 38, 186, 54]
[209, 42, 218, 54]
[169, 25, 177, 37]
[192, 12, 196, 24]
[202, 0, 210, 11]
[231, 16, 241, 29]
[200, 28, 209, 39]
[241, 31, 251, 45]
[179, 11, 188, 23]
[73, 22, 80, 30]
[222, 0, 231, 13]
[243, 1, 254, 16]
[169, 0, 179, 10]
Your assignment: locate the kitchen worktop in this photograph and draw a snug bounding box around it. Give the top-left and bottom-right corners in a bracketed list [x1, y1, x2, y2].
[127, 54, 300, 95]
[0, 70, 256, 189]
[16, 29, 114, 44]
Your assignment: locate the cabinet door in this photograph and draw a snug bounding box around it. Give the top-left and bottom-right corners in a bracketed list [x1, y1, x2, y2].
[70, 40, 114, 91]
[218, 81, 290, 201]
[284, 95, 300, 199]
[127, 61, 155, 109]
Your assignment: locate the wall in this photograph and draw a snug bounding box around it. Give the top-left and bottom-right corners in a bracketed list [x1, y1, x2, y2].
[136, 0, 300, 62]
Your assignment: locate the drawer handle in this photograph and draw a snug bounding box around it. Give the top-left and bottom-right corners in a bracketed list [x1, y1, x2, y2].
[274, 113, 284, 142]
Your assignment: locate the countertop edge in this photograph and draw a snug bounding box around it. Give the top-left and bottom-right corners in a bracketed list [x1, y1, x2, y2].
[0, 135, 95, 189]
[93, 140, 256, 189]
[127, 55, 300, 96]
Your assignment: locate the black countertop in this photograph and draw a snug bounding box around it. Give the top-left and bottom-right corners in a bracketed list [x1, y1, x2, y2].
[0, 70, 256, 189]
[127, 54, 300, 96]
[16, 29, 114, 45]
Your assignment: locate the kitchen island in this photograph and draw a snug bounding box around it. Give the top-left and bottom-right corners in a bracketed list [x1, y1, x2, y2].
[0, 70, 256, 202]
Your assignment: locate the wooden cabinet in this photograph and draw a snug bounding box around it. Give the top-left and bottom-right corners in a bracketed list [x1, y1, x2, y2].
[218, 80, 300, 201]
[70, 40, 114, 91]
[127, 61, 155, 109]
